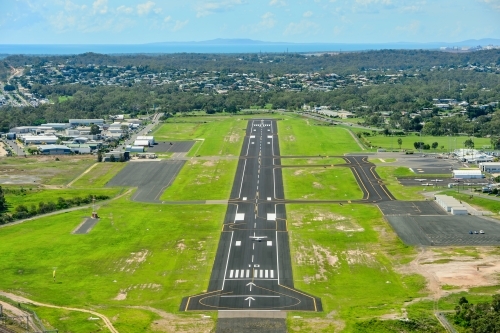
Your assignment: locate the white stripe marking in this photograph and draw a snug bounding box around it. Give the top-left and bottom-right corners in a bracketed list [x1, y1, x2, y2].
[271, 270, 274, 278]
[235, 270, 239, 278]
[229, 270, 234, 278]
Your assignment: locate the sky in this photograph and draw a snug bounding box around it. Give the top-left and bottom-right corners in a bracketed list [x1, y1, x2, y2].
[1, 0, 500, 44]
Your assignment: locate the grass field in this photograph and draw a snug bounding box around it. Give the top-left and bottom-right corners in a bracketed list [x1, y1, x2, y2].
[358, 134, 492, 152]
[375, 167, 426, 201]
[278, 118, 363, 156]
[282, 167, 363, 200]
[286, 204, 436, 332]
[280, 157, 346, 166]
[154, 115, 283, 157]
[161, 159, 238, 200]
[71, 163, 127, 188]
[3, 187, 122, 212]
[0, 195, 225, 332]
[0, 156, 96, 186]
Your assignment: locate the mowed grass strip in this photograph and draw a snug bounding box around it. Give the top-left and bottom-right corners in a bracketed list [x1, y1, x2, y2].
[282, 167, 363, 200]
[0, 196, 225, 316]
[71, 162, 127, 188]
[161, 159, 237, 200]
[286, 204, 426, 331]
[0, 156, 96, 185]
[280, 157, 346, 166]
[278, 118, 362, 156]
[359, 134, 491, 152]
[376, 167, 426, 201]
[153, 117, 248, 156]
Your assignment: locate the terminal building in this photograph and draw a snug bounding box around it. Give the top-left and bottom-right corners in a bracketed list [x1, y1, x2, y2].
[479, 162, 500, 173]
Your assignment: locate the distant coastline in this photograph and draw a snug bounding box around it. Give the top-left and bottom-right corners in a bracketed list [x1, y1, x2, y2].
[1, 38, 499, 55]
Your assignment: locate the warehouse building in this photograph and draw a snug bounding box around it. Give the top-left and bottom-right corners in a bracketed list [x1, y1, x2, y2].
[67, 144, 92, 154]
[125, 145, 145, 153]
[136, 136, 155, 145]
[22, 135, 58, 145]
[479, 162, 500, 173]
[69, 119, 104, 126]
[434, 195, 468, 215]
[452, 170, 483, 179]
[133, 139, 151, 147]
[104, 150, 129, 162]
[38, 145, 72, 155]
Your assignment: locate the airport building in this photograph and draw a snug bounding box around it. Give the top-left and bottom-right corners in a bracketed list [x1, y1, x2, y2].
[136, 136, 155, 145]
[479, 162, 500, 173]
[434, 195, 468, 215]
[38, 144, 72, 155]
[452, 170, 483, 179]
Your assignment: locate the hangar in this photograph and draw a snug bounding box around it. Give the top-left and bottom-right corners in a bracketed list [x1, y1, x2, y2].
[479, 162, 500, 173]
[38, 144, 72, 155]
[452, 169, 483, 179]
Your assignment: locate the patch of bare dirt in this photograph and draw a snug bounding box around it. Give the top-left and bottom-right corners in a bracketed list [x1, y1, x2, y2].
[313, 182, 323, 189]
[343, 248, 375, 266]
[224, 132, 240, 143]
[127, 306, 214, 333]
[114, 250, 150, 273]
[290, 311, 345, 332]
[202, 161, 215, 167]
[113, 283, 162, 301]
[397, 247, 500, 300]
[296, 244, 339, 283]
[294, 169, 304, 176]
[177, 240, 186, 251]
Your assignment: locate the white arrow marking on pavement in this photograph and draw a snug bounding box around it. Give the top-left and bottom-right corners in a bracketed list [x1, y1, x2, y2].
[246, 282, 256, 291]
[245, 297, 255, 307]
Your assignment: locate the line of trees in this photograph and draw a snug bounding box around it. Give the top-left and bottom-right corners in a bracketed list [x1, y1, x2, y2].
[0, 193, 110, 224]
[454, 295, 500, 332]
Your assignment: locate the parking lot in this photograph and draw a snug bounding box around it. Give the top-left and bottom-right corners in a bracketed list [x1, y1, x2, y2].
[147, 141, 195, 153]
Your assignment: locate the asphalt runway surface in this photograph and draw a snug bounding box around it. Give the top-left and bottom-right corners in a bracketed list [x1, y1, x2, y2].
[398, 178, 489, 187]
[182, 119, 322, 313]
[216, 318, 286, 333]
[73, 218, 99, 234]
[146, 141, 195, 153]
[106, 161, 185, 202]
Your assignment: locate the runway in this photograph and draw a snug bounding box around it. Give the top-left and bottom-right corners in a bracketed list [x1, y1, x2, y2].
[181, 119, 322, 312]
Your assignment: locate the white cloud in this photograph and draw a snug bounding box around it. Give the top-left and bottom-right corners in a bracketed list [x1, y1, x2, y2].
[479, 0, 500, 10]
[284, 20, 319, 36]
[92, 0, 108, 14]
[172, 20, 189, 31]
[63, 1, 86, 12]
[117, 5, 133, 14]
[303, 10, 313, 17]
[269, 0, 286, 6]
[195, 0, 244, 17]
[137, 1, 156, 15]
[355, 0, 392, 4]
[164, 15, 171, 22]
[259, 12, 276, 29]
[396, 20, 421, 34]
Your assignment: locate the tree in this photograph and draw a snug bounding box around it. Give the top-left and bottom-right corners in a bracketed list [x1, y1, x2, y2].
[464, 139, 475, 149]
[414, 141, 424, 150]
[3, 84, 15, 91]
[432, 142, 439, 150]
[110, 154, 116, 162]
[97, 151, 103, 162]
[90, 124, 101, 135]
[0, 186, 6, 212]
[397, 138, 402, 149]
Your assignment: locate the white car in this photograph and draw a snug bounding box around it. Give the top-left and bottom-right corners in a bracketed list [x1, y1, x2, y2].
[480, 230, 485, 234]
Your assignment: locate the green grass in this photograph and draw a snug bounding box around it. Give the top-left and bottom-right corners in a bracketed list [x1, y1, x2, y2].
[280, 157, 346, 166]
[282, 167, 363, 200]
[161, 159, 238, 200]
[376, 167, 426, 200]
[357, 134, 491, 152]
[279, 117, 362, 156]
[0, 195, 224, 330]
[0, 156, 96, 185]
[71, 163, 127, 188]
[58, 95, 73, 102]
[286, 204, 425, 331]
[4, 188, 122, 212]
[155, 114, 291, 157]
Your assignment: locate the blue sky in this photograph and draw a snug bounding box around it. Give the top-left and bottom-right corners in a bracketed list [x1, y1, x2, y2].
[1, 0, 500, 44]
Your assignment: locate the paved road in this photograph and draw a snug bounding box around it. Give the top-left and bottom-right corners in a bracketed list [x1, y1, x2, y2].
[182, 119, 322, 312]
